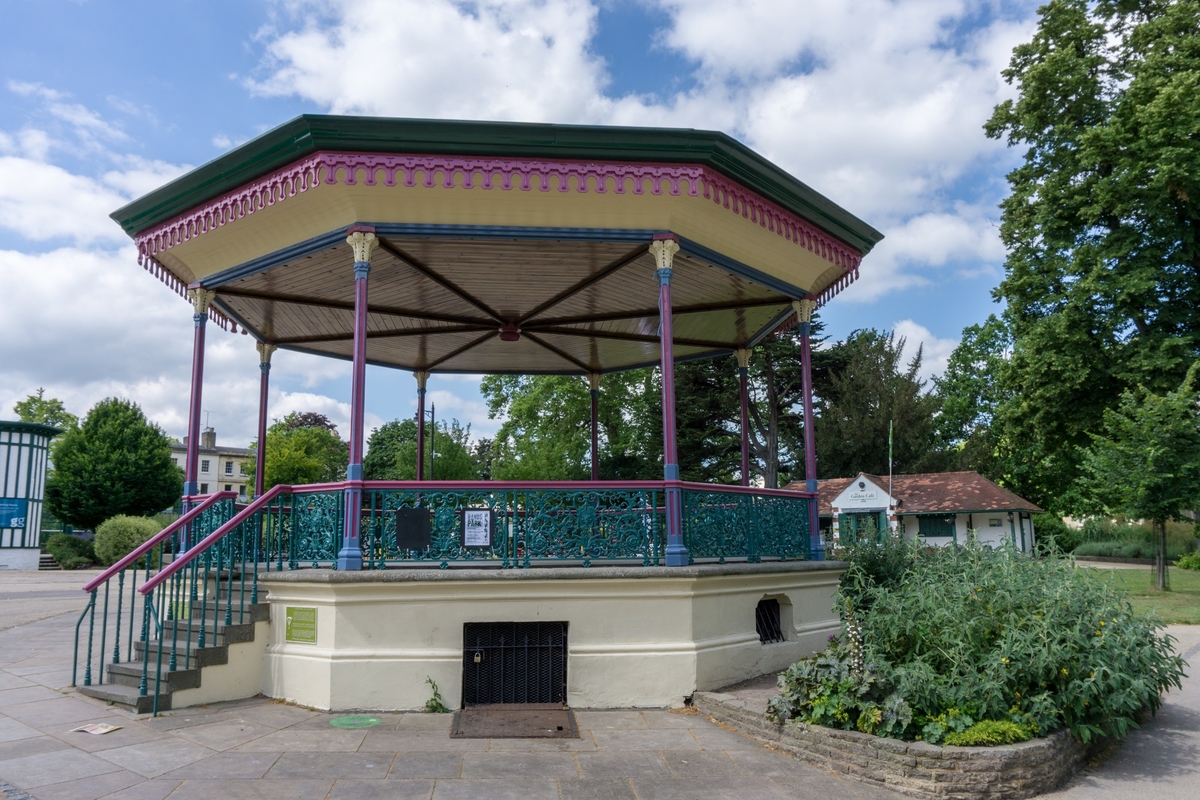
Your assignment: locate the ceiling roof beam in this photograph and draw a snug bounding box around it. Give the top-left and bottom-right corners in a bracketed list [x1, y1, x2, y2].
[526, 296, 789, 327]
[377, 239, 507, 324]
[522, 331, 595, 373]
[517, 244, 649, 325]
[217, 287, 493, 326]
[271, 324, 493, 346]
[531, 327, 732, 350]
[424, 331, 499, 370]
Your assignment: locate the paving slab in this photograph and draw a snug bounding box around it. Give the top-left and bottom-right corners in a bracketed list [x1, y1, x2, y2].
[93, 737, 216, 778]
[160, 751, 283, 779]
[25, 769, 145, 800]
[163, 778, 334, 800]
[329, 778, 434, 799]
[558, 777, 638, 800]
[0, 748, 123, 789]
[387, 752, 464, 779]
[461, 751, 580, 779]
[170, 717, 277, 751]
[264, 752, 394, 780]
[430, 778, 561, 800]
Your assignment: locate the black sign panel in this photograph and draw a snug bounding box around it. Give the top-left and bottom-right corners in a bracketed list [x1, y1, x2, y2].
[393, 508, 432, 550]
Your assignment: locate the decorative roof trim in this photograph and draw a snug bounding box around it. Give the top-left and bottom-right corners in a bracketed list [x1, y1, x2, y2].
[134, 152, 862, 310]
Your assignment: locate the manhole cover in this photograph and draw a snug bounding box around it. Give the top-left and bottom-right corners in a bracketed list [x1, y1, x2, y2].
[329, 715, 382, 729]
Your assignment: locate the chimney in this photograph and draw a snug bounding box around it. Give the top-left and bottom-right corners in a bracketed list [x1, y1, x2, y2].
[201, 427, 216, 448]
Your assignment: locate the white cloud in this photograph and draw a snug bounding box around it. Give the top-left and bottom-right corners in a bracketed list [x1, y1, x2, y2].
[427, 387, 500, 438]
[893, 319, 958, 383]
[0, 156, 129, 243]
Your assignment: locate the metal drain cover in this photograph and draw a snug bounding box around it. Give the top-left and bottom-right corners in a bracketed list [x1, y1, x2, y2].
[451, 704, 578, 739]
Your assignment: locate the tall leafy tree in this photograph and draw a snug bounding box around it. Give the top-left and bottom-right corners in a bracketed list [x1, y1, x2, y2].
[933, 315, 1013, 478]
[1077, 365, 1200, 589]
[13, 388, 78, 431]
[985, 0, 1200, 510]
[246, 412, 348, 489]
[45, 398, 181, 529]
[816, 330, 942, 479]
[363, 417, 477, 480]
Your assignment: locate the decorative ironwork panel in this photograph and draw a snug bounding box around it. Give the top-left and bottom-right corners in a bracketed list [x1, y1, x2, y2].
[755, 494, 810, 560]
[517, 489, 660, 567]
[462, 621, 567, 705]
[681, 490, 753, 562]
[290, 491, 341, 567]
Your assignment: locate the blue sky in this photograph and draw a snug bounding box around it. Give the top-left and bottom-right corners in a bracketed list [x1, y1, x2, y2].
[0, 0, 1038, 447]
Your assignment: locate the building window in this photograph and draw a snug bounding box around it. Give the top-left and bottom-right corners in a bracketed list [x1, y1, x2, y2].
[225, 461, 234, 475]
[918, 515, 956, 538]
[240, 463, 249, 476]
[224, 484, 233, 492]
[201, 459, 211, 473]
[199, 483, 209, 494]
[173, 457, 180, 466]
[238, 485, 247, 497]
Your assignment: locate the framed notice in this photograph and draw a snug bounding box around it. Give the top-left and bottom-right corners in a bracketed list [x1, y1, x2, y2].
[461, 509, 494, 549]
[285, 607, 317, 644]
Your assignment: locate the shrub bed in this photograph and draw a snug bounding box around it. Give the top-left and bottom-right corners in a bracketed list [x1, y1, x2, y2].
[768, 541, 1185, 746]
[45, 533, 96, 569]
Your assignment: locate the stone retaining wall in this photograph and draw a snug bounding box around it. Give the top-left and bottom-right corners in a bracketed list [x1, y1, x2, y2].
[693, 691, 1096, 799]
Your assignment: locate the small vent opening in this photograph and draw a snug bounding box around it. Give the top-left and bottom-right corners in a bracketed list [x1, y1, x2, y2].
[756, 599, 785, 644]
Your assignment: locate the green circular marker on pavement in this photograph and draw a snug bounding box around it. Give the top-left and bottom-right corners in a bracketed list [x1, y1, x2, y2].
[329, 715, 382, 729]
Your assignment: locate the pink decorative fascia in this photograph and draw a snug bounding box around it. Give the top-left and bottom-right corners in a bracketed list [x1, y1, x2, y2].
[134, 152, 863, 315]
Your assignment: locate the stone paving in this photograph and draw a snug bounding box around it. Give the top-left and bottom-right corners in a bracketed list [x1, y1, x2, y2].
[3, 571, 1198, 800]
[0, 572, 899, 800]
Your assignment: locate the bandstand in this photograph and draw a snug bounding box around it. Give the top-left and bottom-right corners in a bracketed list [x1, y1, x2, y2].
[74, 116, 882, 714]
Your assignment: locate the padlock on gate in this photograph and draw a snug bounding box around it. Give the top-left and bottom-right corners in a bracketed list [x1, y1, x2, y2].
[474, 651, 482, 664]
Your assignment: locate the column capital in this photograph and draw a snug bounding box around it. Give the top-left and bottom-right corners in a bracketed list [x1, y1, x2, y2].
[733, 348, 753, 369]
[415, 370, 429, 391]
[588, 373, 601, 392]
[188, 288, 216, 317]
[256, 341, 277, 365]
[792, 298, 817, 326]
[649, 238, 680, 280]
[347, 230, 378, 267]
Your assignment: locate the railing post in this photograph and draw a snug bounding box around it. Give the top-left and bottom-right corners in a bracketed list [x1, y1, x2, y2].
[651, 236, 688, 566]
[339, 227, 376, 571]
[794, 299, 823, 560]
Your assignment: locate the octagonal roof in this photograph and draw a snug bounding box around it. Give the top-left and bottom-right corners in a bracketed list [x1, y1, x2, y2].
[112, 116, 883, 375]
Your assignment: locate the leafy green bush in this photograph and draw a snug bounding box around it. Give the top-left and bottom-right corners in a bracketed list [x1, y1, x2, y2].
[944, 719, 1034, 747]
[831, 532, 917, 613]
[1176, 552, 1200, 570]
[94, 515, 162, 567]
[769, 543, 1185, 744]
[1032, 513, 1077, 556]
[45, 533, 96, 569]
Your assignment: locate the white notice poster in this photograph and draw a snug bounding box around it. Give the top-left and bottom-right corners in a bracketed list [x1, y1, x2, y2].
[463, 509, 492, 547]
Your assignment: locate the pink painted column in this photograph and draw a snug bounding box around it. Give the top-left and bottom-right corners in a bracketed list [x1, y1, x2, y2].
[254, 342, 276, 498]
[182, 288, 214, 549]
[338, 227, 377, 571]
[589, 373, 600, 481]
[794, 299, 823, 559]
[735, 349, 752, 487]
[415, 371, 428, 480]
[651, 236, 687, 566]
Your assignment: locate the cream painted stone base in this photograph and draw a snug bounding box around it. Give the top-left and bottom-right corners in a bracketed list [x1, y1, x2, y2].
[171, 620, 270, 709]
[261, 562, 843, 712]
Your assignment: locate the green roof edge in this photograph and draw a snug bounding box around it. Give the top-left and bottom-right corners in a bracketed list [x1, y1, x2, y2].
[111, 115, 884, 254]
[0, 420, 63, 437]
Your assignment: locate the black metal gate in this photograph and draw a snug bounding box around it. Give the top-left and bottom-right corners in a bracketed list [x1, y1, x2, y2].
[462, 622, 567, 706]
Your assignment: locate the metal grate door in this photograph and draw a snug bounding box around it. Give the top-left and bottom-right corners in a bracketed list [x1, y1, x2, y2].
[462, 622, 568, 706]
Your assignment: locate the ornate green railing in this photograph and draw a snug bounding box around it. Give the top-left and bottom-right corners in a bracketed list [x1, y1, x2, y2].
[680, 485, 813, 563]
[72, 492, 238, 691]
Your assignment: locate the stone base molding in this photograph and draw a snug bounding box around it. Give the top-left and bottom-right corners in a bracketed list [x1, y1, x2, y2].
[693, 691, 1101, 799]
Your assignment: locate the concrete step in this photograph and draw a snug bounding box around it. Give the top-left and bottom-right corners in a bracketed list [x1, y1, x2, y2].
[135, 640, 229, 669]
[106, 661, 202, 691]
[189, 601, 270, 625]
[38, 553, 61, 570]
[78, 682, 171, 714]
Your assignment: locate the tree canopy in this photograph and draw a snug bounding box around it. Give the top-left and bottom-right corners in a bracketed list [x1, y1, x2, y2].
[247, 412, 348, 490]
[982, 0, 1200, 511]
[45, 398, 181, 529]
[1077, 365, 1200, 587]
[363, 417, 479, 480]
[13, 388, 78, 431]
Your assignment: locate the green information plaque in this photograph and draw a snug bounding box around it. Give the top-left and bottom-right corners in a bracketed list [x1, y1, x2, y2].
[285, 607, 317, 644]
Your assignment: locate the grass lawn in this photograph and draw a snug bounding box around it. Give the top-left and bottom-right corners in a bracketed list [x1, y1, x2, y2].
[1081, 566, 1200, 624]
